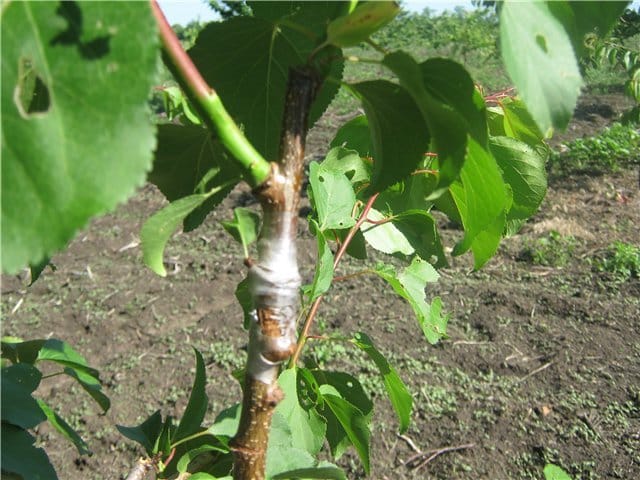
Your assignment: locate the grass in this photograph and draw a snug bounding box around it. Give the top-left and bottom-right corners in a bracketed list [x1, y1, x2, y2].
[594, 241, 640, 281]
[519, 231, 579, 268]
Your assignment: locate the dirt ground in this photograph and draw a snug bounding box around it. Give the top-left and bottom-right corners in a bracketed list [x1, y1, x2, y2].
[2, 92, 639, 480]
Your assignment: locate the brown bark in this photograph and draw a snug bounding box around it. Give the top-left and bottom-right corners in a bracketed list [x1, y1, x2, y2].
[230, 68, 320, 480]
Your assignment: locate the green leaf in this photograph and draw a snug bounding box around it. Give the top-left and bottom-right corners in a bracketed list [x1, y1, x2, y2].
[149, 124, 242, 232]
[37, 399, 91, 455]
[1, 363, 45, 429]
[117, 410, 163, 455]
[373, 258, 447, 344]
[141, 193, 217, 277]
[392, 210, 447, 269]
[318, 388, 371, 474]
[177, 444, 227, 474]
[188, 473, 218, 480]
[320, 146, 371, 185]
[351, 332, 412, 433]
[2, 338, 45, 364]
[190, 16, 343, 161]
[448, 139, 508, 268]
[312, 371, 373, 416]
[29, 257, 53, 285]
[235, 278, 254, 330]
[544, 464, 573, 480]
[1, 423, 57, 480]
[489, 136, 547, 221]
[304, 220, 334, 302]
[272, 464, 346, 480]
[36, 339, 110, 412]
[208, 403, 241, 437]
[500, 1, 582, 133]
[174, 348, 208, 442]
[266, 412, 316, 478]
[276, 369, 327, 456]
[361, 208, 413, 256]
[308, 162, 356, 231]
[329, 117, 372, 159]
[348, 80, 430, 193]
[157, 415, 175, 456]
[381, 52, 477, 195]
[498, 97, 548, 152]
[222, 207, 261, 258]
[326, 1, 399, 47]
[1, 1, 159, 274]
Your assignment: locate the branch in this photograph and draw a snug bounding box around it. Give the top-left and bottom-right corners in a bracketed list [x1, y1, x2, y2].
[150, 0, 270, 187]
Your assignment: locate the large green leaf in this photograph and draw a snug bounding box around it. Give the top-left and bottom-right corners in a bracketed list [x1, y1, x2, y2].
[500, 1, 582, 133]
[1, 1, 158, 274]
[266, 411, 317, 478]
[351, 333, 412, 433]
[329, 117, 373, 160]
[117, 410, 164, 455]
[489, 136, 547, 221]
[349, 80, 430, 193]
[382, 52, 479, 195]
[308, 162, 356, 231]
[373, 258, 447, 344]
[361, 208, 414, 256]
[1, 363, 45, 429]
[319, 388, 371, 474]
[37, 338, 110, 412]
[37, 399, 91, 456]
[174, 349, 208, 442]
[249, 1, 345, 39]
[1, 423, 57, 480]
[276, 369, 327, 456]
[189, 15, 343, 161]
[149, 124, 242, 232]
[320, 146, 371, 186]
[448, 139, 508, 268]
[272, 464, 346, 480]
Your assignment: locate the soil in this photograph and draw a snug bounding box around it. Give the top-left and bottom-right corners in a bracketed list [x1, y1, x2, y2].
[2, 92, 639, 480]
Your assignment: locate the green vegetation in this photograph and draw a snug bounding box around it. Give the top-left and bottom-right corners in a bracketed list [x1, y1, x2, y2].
[520, 231, 579, 268]
[549, 122, 640, 176]
[595, 241, 640, 281]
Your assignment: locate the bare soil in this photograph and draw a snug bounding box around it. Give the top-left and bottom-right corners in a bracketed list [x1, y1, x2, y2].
[2, 92, 639, 480]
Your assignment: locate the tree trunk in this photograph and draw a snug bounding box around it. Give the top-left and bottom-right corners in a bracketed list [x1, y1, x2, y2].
[230, 68, 320, 480]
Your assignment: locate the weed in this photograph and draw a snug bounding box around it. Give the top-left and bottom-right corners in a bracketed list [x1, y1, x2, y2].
[520, 231, 578, 267]
[594, 241, 640, 281]
[549, 122, 640, 176]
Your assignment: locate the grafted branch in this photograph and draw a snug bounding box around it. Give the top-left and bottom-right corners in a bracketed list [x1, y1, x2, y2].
[230, 68, 320, 480]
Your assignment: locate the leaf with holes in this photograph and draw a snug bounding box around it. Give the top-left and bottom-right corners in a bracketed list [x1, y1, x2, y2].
[309, 162, 356, 231]
[1, 1, 158, 274]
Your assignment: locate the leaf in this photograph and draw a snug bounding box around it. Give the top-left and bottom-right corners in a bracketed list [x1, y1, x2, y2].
[222, 207, 261, 258]
[360, 208, 413, 256]
[157, 415, 175, 456]
[276, 369, 327, 456]
[117, 410, 163, 455]
[1, 363, 45, 429]
[1, 1, 159, 274]
[351, 332, 412, 433]
[500, 1, 582, 133]
[266, 411, 316, 478]
[2, 338, 46, 364]
[448, 139, 508, 269]
[177, 444, 228, 474]
[392, 210, 447, 269]
[373, 258, 447, 344]
[235, 278, 254, 330]
[1, 423, 57, 480]
[382, 52, 478, 195]
[37, 338, 110, 412]
[37, 399, 91, 455]
[318, 388, 371, 474]
[141, 193, 216, 277]
[544, 464, 573, 480]
[189, 15, 343, 161]
[272, 464, 346, 480]
[326, 1, 399, 47]
[308, 162, 356, 231]
[499, 97, 548, 150]
[208, 403, 242, 437]
[320, 146, 371, 185]
[348, 80, 430, 193]
[149, 124, 242, 232]
[312, 371, 373, 416]
[304, 220, 334, 302]
[329, 117, 373, 159]
[489, 136, 547, 221]
[174, 348, 208, 442]
[29, 257, 53, 285]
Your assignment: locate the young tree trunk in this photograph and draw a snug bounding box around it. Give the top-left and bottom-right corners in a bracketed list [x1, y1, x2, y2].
[230, 68, 320, 480]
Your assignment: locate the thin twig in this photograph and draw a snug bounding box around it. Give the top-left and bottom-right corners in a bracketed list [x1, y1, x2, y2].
[518, 361, 554, 383]
[405, 443, 475, 471]
[397, 434, 421, 454]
